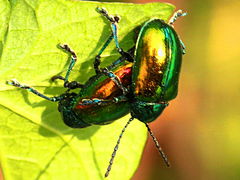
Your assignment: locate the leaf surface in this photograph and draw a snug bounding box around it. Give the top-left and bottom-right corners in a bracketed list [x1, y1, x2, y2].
[0, 1, 174, 179]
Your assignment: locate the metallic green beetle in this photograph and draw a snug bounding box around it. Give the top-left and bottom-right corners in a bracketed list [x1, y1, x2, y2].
[104, 10, 187, 177]
[130, 17, 184, 122]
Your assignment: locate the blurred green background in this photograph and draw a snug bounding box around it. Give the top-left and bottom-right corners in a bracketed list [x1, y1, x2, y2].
[89, 0, 240, 179]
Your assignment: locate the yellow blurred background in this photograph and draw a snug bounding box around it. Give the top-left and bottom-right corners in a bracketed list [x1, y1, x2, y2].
[98, 0, 240, 179]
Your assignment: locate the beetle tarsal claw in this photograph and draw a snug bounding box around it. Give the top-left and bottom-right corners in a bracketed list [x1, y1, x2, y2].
[6, 79, 19, 86]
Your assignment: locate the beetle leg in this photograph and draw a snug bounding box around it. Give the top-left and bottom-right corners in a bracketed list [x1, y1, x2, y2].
[94, 7, 133, 75]
[168, 10, 187, 54]
[100, 67, 128, 95]
[51, 76, 84, 90]
[96, 7, 123, 54]
[56, 44, 85, 89]
[110, 17, 133, 62]
[94, 34, 114, 74]
[59, 44, 77, 83]
[6, 79, 64, 102]
[168, 10, 187, 26]
[80, 96, 128, 106]
[144, 102, 169, 106]
[96, 7, 120, 24]
[179, 38, 186, 54]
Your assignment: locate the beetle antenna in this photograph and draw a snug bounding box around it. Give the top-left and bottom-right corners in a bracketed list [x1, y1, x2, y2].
[145, 123, 170, 167]
[105, 117, 134, 177]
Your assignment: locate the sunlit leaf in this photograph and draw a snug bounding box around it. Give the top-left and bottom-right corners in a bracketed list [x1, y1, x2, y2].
[0, 0, 174, 179]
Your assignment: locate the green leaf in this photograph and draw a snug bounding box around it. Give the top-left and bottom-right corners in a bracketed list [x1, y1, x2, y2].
[0, 1, 174, 179]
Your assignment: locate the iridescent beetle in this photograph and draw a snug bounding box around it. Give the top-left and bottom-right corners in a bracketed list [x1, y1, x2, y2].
[93, 8, 187, 177]
[7, 7, 187, 177]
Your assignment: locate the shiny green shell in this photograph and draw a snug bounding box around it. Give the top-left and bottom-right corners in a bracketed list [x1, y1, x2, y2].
[131, 19, 183, 122]
[132, 19, 182, 102]
[72, 61, 132, 125]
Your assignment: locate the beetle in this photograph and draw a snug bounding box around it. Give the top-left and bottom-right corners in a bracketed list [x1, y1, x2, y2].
[7, 44, 133, 128]
[95, 8, 187, 177]
[6, 7, 187, 178]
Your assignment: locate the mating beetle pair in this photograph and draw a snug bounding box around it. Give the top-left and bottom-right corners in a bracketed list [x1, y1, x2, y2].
[7, 7, 187, 177]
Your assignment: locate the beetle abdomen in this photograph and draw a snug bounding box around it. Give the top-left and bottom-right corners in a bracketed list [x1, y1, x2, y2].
[73, 63, 133, 125]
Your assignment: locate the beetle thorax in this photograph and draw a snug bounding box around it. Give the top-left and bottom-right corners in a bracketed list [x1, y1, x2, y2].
[58, 93, 77, 112]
